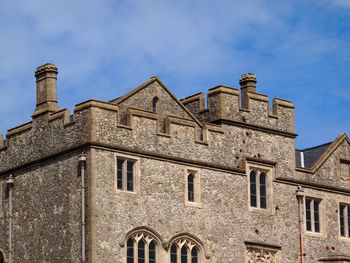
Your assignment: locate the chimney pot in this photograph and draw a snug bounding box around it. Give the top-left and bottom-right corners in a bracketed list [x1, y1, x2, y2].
[239, 73, 257, 93]
[239, 73, 257, 109]
[33, 63, 59, 117]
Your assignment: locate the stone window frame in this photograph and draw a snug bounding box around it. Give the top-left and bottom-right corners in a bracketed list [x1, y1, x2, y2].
[115, 153, 140, 195]
[125, 229, 162, 263]
[245, 241, 281, 263]
[246, 161, 274, 213]
[168, 235, 204, 263]
[304, 196, 325, 237]
[152, 96, 160, 113]
[184, 167, 202, 208]
[338, 202, 350, 240]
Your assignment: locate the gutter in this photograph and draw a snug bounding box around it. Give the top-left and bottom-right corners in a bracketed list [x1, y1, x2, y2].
[296, 186, 305, 263]
[79, 153, 87, 263]
[6, 174, 14, 263]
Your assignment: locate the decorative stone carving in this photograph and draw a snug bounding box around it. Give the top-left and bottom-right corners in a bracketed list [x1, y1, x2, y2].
[246, 247, 278, 263]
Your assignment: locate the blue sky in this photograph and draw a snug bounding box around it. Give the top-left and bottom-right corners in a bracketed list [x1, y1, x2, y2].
[0, 0, 349, 148]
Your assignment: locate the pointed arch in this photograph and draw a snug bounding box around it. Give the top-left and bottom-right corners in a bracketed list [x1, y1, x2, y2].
[125, 227, 163, 263]
[152, 97, 159, 112]
[168, 233, 208, 262]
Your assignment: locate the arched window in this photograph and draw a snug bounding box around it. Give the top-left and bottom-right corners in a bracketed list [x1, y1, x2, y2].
[126, 232, 158, 263]
[169, 238, 201, 263]
[249, 170, 257, 207]
[152, 97, 159, 112]
[249, 169, 269, 209]
[185, 169, 201, 206]
[259, 172, 267, 209]
[0, 251, 4, 263]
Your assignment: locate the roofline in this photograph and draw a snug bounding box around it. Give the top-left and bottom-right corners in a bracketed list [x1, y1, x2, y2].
[296, 141, 333, 152]
[296, 133, 350, 173]
[112, 76, 203, 128]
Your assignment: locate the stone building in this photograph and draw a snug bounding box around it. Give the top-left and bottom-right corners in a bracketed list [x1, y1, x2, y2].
[0, 63, 349, 263]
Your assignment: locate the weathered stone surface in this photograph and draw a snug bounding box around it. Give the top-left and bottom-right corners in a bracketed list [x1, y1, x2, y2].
[0, 65, 349, 263]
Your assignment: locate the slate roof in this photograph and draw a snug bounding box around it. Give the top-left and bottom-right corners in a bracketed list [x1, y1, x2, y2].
[295, 141, 333, 168]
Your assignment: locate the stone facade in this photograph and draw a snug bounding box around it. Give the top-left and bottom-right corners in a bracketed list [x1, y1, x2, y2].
[0, 64, 349, 263]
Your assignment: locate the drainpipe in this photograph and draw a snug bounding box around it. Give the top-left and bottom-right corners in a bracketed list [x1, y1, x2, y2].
[6, 174, 14, 263]
[79, 153, 87, 263]
[296, 186, 305, 263]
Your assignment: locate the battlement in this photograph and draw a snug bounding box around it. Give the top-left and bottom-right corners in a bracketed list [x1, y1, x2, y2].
[181, 73, 295, 136]
[0, 64, 295, 176]
[0, 99, 242, 174]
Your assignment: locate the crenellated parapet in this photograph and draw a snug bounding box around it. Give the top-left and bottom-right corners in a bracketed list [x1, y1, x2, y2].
[0, 109, 84, 173]
[0, 64, 295, 177]
[181, 73, 295, 136]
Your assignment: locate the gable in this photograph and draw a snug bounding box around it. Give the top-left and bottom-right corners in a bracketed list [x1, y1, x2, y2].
[294, 134, 350, 191]
[305, 134, 350, 187]
[296, 142, 333, 168]
[111, 77, 202, 128]
[313, 134, 350, 173]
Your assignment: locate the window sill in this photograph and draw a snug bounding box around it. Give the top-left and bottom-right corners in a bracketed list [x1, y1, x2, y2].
[185, 201, 203, 208]
[339, 236, 350, 242]
[249, 206, 274, 215]
[305, 231, 326, 239]
[116, 189, 138, 196]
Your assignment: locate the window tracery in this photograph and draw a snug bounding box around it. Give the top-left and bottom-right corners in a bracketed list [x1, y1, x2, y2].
[126, 232, 158, 263]
[170, 238, 199, 263]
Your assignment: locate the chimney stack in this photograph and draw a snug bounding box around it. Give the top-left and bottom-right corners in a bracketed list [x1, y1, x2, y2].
[239, 73, 257, 109]
[32, 63, 59, 117]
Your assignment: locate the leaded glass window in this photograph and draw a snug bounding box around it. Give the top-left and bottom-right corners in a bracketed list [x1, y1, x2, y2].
[305, 197, 321, 233]
[249, 169, 269, 209]
[170, 238, 200, 263]
[116, 157, 136, 192]
[339, 203, 350, 238]
[126, 232, 158, 263]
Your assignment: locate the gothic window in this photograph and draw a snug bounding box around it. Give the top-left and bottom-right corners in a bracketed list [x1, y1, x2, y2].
[0, 251, 4, 263]
[169, 238, 200, 263]
[116, 155, 139, 193]
[185, 169, 201, 207]
[339, 203, 350, 238]
[152, 97, 159, 112]
[305, 197, 322, 233]
[126, 232, 158, 263]
[249, 169, 269, 209]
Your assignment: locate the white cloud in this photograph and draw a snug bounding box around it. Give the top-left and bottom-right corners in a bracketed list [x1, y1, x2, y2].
[0, 0, 349, 147]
